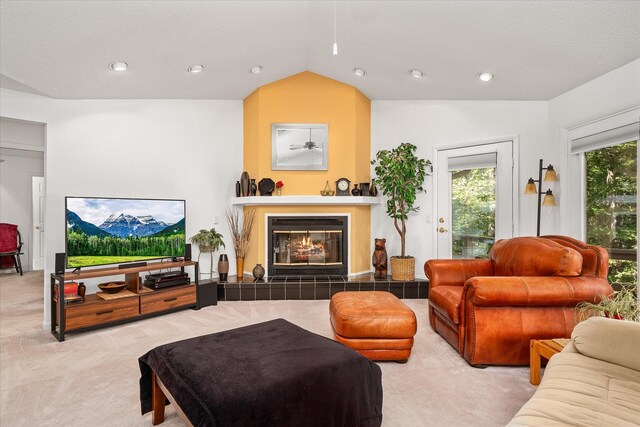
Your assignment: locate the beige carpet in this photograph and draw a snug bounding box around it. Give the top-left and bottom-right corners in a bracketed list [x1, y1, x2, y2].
[0, 271, 535, 426]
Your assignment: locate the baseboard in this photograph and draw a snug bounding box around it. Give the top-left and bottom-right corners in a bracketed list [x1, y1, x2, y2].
[42, 320, 50, 331]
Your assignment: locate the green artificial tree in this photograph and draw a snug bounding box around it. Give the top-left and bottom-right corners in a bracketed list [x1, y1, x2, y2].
[371, 143, 432, 279]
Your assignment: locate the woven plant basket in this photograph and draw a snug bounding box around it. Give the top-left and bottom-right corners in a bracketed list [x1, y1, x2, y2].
[390, 256, 415, 281]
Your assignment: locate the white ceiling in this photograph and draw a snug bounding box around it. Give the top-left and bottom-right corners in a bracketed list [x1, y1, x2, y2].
[1, 1, 639, 100]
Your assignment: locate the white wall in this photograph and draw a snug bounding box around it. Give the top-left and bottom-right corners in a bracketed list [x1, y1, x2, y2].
[0, 149, 44, 271]
[371, 100, 550, 278]
[0, 88, 243, 328]
[549, 59, 640, 239]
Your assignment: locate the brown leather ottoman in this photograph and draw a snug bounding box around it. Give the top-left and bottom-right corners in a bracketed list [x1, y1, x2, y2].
[330, 291, 417, 362]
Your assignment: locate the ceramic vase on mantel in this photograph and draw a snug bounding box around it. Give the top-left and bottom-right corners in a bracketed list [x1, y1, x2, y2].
[240, 171, 250, 197]
[236, 257, 245, 280]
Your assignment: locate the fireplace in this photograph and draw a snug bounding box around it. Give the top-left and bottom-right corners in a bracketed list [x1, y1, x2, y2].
[268, 216, 348, 276]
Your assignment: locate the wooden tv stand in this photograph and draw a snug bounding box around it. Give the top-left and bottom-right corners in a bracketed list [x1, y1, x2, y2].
[50, 260, 199, 342]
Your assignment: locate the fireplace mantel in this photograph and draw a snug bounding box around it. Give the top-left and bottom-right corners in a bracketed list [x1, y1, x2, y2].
[231, 196, 381, 206]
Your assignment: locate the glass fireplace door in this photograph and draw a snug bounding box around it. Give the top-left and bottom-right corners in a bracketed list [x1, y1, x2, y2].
[272, 230, 343, 267]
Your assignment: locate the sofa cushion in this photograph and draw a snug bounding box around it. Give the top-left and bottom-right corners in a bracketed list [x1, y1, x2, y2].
[491, 237, 583, 277]
[507, 350, 640, 426]
[428, 286, 463, 325]
[573, 317, 640, 372]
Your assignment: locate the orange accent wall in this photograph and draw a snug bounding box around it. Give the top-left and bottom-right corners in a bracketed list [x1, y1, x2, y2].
[242, 72, 372, 274]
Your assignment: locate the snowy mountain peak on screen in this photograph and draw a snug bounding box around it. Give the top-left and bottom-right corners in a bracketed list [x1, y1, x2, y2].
[99, 213, 170, 237]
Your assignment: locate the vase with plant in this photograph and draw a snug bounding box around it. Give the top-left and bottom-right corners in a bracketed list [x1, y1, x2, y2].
[226, 208, 256, 280]
[577, 284, 639, 322]
[276, 180, 284, 196]
[371, 142, 432, 280]
[189, 228, 225, 279]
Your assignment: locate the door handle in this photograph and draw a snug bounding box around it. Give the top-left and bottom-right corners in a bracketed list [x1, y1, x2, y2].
[35, 226, 43, 230]
[438, 227, 448, 233]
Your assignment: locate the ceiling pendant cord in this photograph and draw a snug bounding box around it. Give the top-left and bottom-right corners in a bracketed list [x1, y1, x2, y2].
[333, 1, 338, 56]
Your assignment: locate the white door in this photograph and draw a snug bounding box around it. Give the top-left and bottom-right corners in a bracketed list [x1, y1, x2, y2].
[32, 176, 45, 270]
[436, 141, 514, 258]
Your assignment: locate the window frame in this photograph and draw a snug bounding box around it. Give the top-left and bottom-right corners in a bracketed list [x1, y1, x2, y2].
[567, 108, 639, 291]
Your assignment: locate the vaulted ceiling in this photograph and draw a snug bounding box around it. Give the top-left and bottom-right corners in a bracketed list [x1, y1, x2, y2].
[1, 1, 638, 100]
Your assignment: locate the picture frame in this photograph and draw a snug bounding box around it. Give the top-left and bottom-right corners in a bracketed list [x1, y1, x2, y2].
[271, 123, 328, 171]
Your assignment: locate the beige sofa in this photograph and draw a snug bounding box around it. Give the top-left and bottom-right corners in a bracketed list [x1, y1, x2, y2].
[509, 316, 640, 426]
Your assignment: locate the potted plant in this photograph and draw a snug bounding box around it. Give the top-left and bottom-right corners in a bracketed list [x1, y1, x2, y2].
[577, 284, 639, 322]
[371, 142, 432, 281]
[189, 228, 225, 279]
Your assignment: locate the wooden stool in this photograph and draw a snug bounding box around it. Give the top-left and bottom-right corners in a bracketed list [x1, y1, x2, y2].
[330, 291, 417, 362]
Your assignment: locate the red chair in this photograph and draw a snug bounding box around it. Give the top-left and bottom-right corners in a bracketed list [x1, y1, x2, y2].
[0, 223, 24, 275]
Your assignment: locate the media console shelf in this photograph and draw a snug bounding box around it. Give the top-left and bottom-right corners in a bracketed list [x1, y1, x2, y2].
[50, 260, 199, 342]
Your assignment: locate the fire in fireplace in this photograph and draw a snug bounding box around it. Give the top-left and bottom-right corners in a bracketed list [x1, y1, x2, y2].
[268, 216, 348, 276]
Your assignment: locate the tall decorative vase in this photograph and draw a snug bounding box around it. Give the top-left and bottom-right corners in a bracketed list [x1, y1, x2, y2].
[235, 181, 241, 197]
[236, 257, 245, 280]
[250, 179, 257, 196]
[218, 254, 229, 282]
[240, 171, 250, 197]
[369, 182, 378, 197]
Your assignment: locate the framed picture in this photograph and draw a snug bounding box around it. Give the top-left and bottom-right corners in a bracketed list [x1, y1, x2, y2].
[271, 123, 328, 171]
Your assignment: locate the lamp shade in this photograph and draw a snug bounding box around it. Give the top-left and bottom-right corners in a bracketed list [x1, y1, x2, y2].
[543, 165, 558, 181]
[524, 178, 537, 194]
[542, 189, 556, 206]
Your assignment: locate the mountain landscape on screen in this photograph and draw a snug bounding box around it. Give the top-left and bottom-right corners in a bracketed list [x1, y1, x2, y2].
[98, 213, 170, 237]
[66, 210, 111, 238]
[65, 198, 186, 268]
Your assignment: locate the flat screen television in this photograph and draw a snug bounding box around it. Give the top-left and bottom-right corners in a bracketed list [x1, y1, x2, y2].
[65, 197, 186, 269]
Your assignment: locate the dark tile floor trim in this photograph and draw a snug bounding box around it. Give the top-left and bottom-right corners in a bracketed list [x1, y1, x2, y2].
[210, 274, 429, 302]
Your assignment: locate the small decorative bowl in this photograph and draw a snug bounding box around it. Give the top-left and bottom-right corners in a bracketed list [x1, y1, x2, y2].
[320, 189, 335, 196]
[98, 281, 127, 294]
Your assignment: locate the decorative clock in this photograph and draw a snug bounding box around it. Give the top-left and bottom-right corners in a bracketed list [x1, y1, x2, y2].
[335, 178, 351, 196]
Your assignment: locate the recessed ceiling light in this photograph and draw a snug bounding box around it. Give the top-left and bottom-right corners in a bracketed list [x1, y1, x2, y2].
[409, 69, 424, 78]
[250, 65, 263, 74]
[478, 72, 494, 82]
[353, 67, 367, 77]
[188, 64, 204, 73]
[109, 61, 128, 72]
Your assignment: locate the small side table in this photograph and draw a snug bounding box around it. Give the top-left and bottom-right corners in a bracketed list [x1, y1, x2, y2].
[529, 339, 570, 385]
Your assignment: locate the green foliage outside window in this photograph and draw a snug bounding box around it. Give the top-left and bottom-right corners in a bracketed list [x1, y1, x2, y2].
[451, 167, 496, 258]
[585, 140, 637, 287]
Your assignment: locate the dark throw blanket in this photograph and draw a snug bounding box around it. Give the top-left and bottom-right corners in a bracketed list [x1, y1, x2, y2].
[139, 318, 383, 427]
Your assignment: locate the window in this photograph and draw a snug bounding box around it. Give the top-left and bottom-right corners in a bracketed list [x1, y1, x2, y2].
[451, 167, 496, 258]
[585, 140, 637, 288]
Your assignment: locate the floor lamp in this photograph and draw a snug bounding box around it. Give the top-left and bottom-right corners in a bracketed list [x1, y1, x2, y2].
[525, 159, 558, 236]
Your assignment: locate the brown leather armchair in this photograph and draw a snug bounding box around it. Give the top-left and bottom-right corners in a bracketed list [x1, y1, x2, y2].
[424, 235, 612, 366]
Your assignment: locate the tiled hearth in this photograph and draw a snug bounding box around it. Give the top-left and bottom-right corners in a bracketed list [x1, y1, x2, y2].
[206, 274, 429, 301]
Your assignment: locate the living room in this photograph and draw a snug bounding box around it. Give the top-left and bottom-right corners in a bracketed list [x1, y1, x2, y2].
[0, 1, 638, 426]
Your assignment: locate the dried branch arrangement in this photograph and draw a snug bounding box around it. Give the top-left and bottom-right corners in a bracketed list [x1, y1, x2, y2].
[225, 208, 255, 258]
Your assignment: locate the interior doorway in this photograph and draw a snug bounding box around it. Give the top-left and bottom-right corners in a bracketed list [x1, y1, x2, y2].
[32, 177, 45, 270]
[0, 117, 46, 272]
[435, 140, 516, 258]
